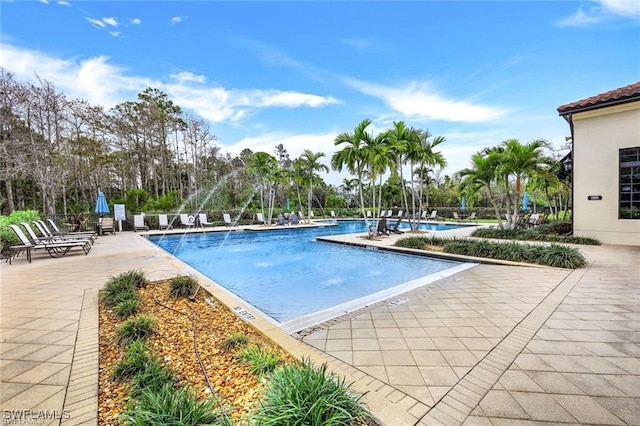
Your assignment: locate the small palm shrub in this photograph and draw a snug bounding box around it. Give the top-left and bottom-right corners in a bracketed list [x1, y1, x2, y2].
[169, 275, 198, 298]
[112, 339, 153, 380]
[122, 383, 232, 425]
[253, 358, 373, 425]
[238, 345, 280, 375]
[116, 314, 154, 345]
[221, 333, 249, 352]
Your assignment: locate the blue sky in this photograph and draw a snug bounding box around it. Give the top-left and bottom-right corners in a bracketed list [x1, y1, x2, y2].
[2, 0, 639, 185]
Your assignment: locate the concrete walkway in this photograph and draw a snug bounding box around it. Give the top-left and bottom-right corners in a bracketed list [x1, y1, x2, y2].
[1, 226, 638, 425]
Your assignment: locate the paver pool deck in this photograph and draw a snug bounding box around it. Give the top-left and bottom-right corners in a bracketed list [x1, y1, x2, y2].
[1, 223, 638, 425]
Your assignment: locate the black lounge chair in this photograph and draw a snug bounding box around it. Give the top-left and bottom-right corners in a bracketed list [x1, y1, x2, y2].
[389, 219, 404, 234]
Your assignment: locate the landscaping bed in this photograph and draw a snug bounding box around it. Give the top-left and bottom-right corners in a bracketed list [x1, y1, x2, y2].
[98, 272, 374, 425]
[98, 277, 294, 425]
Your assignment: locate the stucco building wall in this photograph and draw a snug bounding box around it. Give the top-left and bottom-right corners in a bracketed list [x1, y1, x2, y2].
[572, 102, 640, 245]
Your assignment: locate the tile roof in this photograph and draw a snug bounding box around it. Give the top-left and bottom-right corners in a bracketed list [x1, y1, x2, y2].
[557, 81, 640, 115]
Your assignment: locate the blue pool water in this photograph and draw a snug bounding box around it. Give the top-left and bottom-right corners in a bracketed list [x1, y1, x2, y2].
[149, 221, 465, 326]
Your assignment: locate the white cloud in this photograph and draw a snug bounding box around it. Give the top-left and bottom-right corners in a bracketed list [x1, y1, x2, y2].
[109, 32, 121, 38]
[340, 38, 372, 50]
[86, 17, 106, 28]
[103, 17, 118, 27]
[346, 78, 506, 123]
[58, 1, 71, 6]
[170, 71, 206, 84]
[86, 16, 118, 29]
[171, 16, 185, 25]
[557, 0, 640, 26]
[131, 18, 141, 25]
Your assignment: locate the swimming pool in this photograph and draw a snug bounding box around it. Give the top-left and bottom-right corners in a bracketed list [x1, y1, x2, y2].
[149, 221, 473, 332]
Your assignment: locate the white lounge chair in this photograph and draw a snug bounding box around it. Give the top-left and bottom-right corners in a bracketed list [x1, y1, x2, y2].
[198, 213, 214, 227]
[256, 212, 266, 224]
[100, 217, 115, 235]
[223, 213, 234, 227]
[158, 214, 171, 230]
[428, 210, 438, 220]
[179, 214, 196, 228]
[330, 210, 336, 218]
[396, 210, 404, 219]
[133, 214, 148, 232]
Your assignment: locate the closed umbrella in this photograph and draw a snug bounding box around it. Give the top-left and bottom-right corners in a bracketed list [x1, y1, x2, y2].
[285, 198, 291, 212]
[95, 191, 110, 216]
[522, 192, 529, 211]
[460, 196, 466, 211]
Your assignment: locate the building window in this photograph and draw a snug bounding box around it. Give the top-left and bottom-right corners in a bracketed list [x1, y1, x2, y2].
[619, 147, 640, 219]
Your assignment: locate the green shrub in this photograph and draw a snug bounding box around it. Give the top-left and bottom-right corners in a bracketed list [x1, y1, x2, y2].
[114, 299, 140, 318]
[116, 314, 154, 346]
[221, 333, 249, 352]
[101, 271, 142, 309]
[471, 227, 600, 245]
[112, 339, 154, 380]
[169, 275, 198, 298]
[253, 358, 373, 425]
[119, 269, 149, 288]
[238, 345, 280, 375]
[534, 244, 587, 268]
[128, 359, 176, 400]
[0, 210, 41, 250]
[394, 236, 427, 249]
[121, 383, 231, 426]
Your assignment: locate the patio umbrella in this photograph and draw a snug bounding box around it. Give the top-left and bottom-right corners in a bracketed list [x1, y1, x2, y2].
[522, 192, 529, 211]
[460, 196, 466, 211]
[285, 198, 291, 212]
[95, 191, 110, 216]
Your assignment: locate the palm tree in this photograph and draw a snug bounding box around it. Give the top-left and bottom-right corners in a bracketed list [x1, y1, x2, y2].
[247, 151, 279, 222]
[499, 138, 549, 227]
[459, 149, 504, 227]
[364, 130, 393, 221]
[385, 121, 414, 224]
[298, 149, 329, 222]
[411, 131, 447, 228]
[332, 119, 374, 226]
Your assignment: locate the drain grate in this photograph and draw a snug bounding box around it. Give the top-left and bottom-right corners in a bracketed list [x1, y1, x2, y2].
[388, 298, 408, 306]
[233, 306, 256, 322]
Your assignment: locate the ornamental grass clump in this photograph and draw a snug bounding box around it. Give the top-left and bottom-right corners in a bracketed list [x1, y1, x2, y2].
[101, 275, 137, 309]
[122, 383, 232, 426]
[119, 269, 149, 288]
[128, 359, 176, 400]
[169, 275, 198, 298]
[112, 339, 154, 380]
[221, 332, 249, 352]
[116, 314, 154, 346]
[238, 345, 280, 375]
[471, 227, 600, 245]
[114, 298, 140, 318]
[253, 358, 373, 426]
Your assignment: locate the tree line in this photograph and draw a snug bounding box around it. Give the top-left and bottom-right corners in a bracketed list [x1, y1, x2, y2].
[0, 69, 570, 229]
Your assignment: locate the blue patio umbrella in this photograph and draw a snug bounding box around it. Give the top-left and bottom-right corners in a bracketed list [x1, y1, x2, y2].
[285, 198, 291, 211]
[95, 191, 110, 216]
[522, 192, 529, 211]
[460, 196, 466, 211]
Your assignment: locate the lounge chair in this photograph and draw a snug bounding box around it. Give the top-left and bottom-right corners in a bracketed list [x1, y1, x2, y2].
[330, 210, 336, 218]
[396, 210, 404, 219]
[290, 213, 299, 225]
[465, 212, 478, 224]
[256, 212, 266, 225]
[388, 219, 404, 234]
[198, 213, 214, 227]
[223, 213, 234, 227]
[46, 218, 96, 237]
[366, 210, 373, 218]
[428, 210, 439, 221]
[100, 217, 116, 235]
[277, 214, 286, 226]
[376, 218, 390, 236]
[133, 214, 148, 232]
[9, 224, 91, 259]
[179, 214, 196, 228]
[453, 212, 462, 222]
[158, 214, 171, 230]
[34, 221, 94, 245]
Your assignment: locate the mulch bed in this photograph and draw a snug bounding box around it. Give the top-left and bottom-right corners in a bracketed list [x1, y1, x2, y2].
[98, 280, 295, 425]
